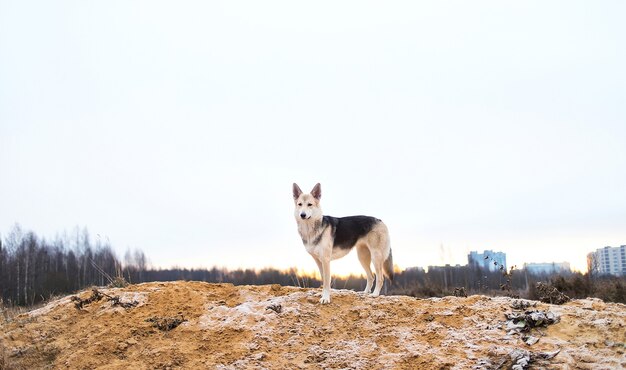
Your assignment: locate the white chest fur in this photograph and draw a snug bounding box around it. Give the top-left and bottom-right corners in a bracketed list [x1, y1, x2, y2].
[298, 220, 353, 261]
[298, 221, 329, 257]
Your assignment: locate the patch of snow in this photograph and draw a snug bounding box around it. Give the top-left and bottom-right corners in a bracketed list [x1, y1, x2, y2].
[27, 295, 75, 317]
[198, 291, 306, 332]
[591, 318, 612, 326]
[94, 291, 149, 316]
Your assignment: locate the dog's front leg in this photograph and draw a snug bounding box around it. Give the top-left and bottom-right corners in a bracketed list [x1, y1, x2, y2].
[320, 257, 331, 304]
[312, 257, 323, 286]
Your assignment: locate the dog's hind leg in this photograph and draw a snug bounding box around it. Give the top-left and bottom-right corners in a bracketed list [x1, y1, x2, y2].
[371, 251, 385, 297]
[357, 244, 374, 293]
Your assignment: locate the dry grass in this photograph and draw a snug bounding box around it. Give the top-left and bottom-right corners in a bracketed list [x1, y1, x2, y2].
[1, 301, 15, 369]
[0, 330, 13, 370]
[1, 299, 42, 325]
[108, 276, 129, 288]
[0, 340, 6, 370]
[0, 299, 19, 324]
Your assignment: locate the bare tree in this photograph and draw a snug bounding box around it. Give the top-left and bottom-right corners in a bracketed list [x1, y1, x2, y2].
[587, 252, 599, 280]
[134, 249, 147, 282]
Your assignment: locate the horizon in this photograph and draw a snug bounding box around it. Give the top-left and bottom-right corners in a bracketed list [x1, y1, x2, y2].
[1, 2, 625, 277]
[0, 222, 613, 275]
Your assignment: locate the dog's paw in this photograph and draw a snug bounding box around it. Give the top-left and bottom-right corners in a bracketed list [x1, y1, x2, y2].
[370, 292, 380, 297]
[319, 296, 331, 304]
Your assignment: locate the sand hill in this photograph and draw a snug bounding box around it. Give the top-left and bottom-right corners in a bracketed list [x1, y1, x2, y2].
[1, 281, 624, 369]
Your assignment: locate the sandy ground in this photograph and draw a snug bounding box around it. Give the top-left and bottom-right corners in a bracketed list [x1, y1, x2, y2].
[1, 281, 625, 369]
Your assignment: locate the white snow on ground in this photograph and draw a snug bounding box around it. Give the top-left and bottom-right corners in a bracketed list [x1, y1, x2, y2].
[27, 295, 75, 317]
[198, 289, 309, 332]
[97, 290, 149, 315]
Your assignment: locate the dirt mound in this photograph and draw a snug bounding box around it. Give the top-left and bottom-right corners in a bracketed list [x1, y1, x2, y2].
[1, 281, 624, 369]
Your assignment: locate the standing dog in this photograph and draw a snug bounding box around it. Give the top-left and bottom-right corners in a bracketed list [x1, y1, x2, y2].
[293, 183, 393, 304]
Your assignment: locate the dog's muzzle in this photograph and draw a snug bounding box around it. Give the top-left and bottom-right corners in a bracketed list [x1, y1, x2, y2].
[300, 213, 308, 219]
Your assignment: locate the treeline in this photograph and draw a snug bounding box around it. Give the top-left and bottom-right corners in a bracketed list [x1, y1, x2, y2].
[1, 225, 625, 307]
[0, 224, 146, 306]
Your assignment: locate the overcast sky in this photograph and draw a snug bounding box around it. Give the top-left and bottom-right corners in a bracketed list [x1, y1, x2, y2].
[1, 1, 625, 274]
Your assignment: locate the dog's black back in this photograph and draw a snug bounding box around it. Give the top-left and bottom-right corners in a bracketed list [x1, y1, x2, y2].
[323, 215, 381, 250]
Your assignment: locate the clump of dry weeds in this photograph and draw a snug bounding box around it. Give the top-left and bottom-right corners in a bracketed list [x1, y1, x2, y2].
[536, 282, 570, 305]
[71, 288, 138, 310]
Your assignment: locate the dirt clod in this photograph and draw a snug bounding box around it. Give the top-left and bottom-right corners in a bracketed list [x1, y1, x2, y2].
[146, 314, 186, 331]
[266, 303, 282, 314]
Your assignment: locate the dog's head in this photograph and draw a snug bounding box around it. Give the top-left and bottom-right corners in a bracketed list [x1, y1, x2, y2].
[292, 183, 323, 222]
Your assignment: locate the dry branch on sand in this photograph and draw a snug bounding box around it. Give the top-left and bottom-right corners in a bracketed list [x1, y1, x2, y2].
[71, 288, 139, 310]
[536, 282, 571, 305]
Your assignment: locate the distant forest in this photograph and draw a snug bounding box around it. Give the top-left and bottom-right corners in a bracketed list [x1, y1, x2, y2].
[1, 224, 624, 307]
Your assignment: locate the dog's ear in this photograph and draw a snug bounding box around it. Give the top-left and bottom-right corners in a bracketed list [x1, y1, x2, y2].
[311, 183, 322, 200]
[293, 183, 303, 200]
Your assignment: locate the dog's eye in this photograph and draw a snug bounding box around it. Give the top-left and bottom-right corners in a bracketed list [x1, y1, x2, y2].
[307, 203, 313, 207]
[298, 203, 302, 206]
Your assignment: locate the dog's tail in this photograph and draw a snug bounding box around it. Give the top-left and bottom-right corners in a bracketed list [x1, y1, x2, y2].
[383, 248, 394, 282]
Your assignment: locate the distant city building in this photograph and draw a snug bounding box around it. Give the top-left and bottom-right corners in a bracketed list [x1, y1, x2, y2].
[468, 250, 506, 272]
[524, 262, 571, 275]
[587, 245, 626, 276]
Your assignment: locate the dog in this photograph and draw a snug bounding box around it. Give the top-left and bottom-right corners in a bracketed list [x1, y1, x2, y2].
[293, 183, 393, 304]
